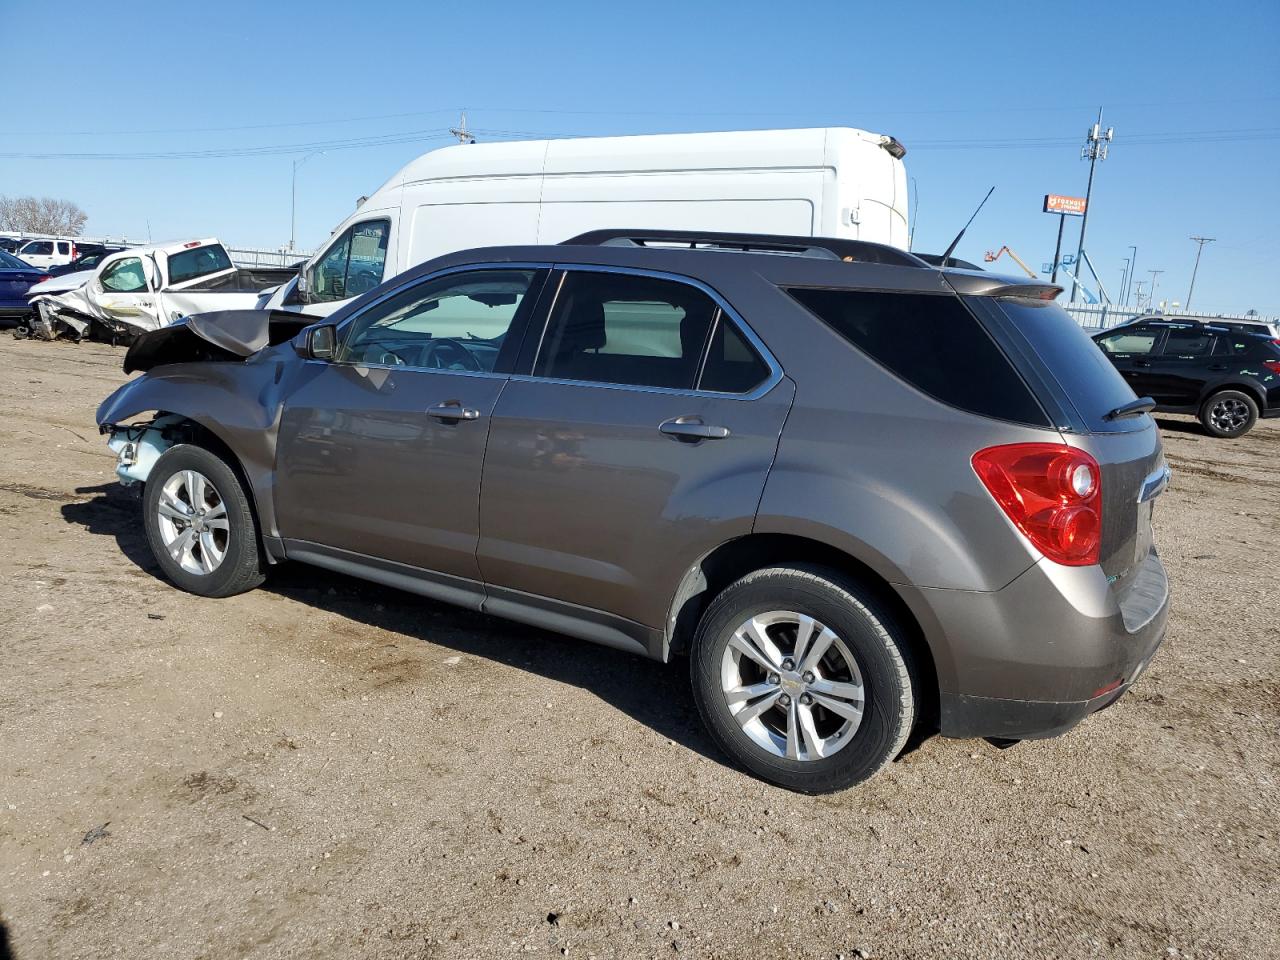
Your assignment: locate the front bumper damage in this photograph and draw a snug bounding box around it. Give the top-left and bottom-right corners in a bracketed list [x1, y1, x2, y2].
[102, 414, 188, 486]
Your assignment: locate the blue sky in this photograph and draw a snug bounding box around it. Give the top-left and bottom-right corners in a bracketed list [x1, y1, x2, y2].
[1, 0, 1276, 314]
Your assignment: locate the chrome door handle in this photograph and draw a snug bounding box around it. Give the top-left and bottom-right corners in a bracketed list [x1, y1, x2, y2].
[426, 401, 481, 421]
[659, 417, 730, 441]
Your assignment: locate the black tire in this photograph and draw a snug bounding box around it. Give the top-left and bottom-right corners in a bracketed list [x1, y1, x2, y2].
[142, 444, 266, 598]
[690, 565, 916, 793]
[1198, 389, 1258, 438]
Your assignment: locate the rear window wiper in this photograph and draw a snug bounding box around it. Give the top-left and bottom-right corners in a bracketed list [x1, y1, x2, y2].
[1105, 397, 1156, 421]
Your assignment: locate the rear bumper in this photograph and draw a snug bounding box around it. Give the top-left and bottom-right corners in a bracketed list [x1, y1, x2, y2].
[901, 549, 1170, 740]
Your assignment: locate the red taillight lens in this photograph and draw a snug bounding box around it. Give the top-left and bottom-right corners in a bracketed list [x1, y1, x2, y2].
[1263, 360, 1280, 375]
[972, 443, 1102, 566]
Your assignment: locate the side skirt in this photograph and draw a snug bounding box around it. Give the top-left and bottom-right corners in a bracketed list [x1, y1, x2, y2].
[281, 539, 662, 660]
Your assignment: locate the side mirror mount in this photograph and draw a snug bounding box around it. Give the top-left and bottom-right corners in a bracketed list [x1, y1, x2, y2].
[294, 265, 312, 305]
[295, 324, 337, 360]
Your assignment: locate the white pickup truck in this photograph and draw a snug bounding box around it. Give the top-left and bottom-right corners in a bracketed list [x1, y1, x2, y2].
[24, 238, 294, 342]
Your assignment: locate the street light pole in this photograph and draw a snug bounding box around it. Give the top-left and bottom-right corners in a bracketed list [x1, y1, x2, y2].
[1148, 269, 1164, 311]
[1185, 236, 1215, 310]
[290, 150, 326, 251]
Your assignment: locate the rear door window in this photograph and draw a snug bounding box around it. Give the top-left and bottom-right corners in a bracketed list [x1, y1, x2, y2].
[534, 271, 718, 390]
[1160, 329, 1213, 357]
[786, 288, 1049, 426]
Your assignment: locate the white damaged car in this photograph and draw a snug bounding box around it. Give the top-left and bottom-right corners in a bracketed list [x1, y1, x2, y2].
[23, 238, 294, 342]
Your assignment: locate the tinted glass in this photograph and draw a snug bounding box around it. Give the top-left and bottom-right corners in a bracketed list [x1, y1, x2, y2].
[168, 244, 233, 284]
[699, 316, 770, 393]
[307, 219, 390, 303]
[1097, 328, 1161, 355]
[0, 250, 27, 269]
[787, 288, 1048, 425]
[535, 271, 717, 389]
[995, 299, 1138, 432]
[99, 258, 148, 293]
[1162, 329, 1212, 357]
[339, 269, 539, 372]
[22, 241, 53, 255]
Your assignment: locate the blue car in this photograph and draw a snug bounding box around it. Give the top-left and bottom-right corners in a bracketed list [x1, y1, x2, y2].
[0, 249, 49, 326]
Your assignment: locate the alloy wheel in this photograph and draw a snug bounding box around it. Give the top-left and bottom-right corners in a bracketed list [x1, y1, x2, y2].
[720, 610, 865, 761]
[156, 469, 229, 575]
[1210, 397, 1250, 433]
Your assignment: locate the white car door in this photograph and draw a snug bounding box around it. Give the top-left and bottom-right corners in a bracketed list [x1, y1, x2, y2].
[89, 254, 163, 331]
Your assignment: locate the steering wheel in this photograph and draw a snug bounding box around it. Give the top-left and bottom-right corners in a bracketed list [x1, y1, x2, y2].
[420, 338, 482, 371]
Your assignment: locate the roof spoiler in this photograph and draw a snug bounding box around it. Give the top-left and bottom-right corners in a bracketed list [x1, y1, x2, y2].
[563, 229, 927, 268]
[984, 283, 1065, 301]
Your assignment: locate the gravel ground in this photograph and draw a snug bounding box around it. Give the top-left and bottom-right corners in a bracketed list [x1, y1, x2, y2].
[0, 338, 1276, 960]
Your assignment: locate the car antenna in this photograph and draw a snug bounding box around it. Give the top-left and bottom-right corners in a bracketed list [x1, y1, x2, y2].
[938, 186, 995, 268]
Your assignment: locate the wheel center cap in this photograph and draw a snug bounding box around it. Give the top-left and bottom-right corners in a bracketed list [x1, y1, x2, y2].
[780, 675, 806, 698]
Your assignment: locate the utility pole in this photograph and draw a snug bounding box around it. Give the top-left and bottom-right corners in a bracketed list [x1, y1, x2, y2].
[1124, 245, 1137, 304]
[450, 111, 476, 144]
[1148, 269, 1164, 311]
[1185, 236, 1215, 309]
[1050, 213, 1066, 283]
[1070, 108, 1113, 302]
[1133, 280, 1148, 309]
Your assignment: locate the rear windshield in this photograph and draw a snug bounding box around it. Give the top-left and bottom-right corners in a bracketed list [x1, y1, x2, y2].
[786, 288, 1050, 426]
[993, 298, 1138, 431]
[167, 244, 233, 285]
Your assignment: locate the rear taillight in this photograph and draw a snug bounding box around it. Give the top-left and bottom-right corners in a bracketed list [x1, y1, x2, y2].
[972, 443, 1102, 566]
[1263, 360, 1280, 375]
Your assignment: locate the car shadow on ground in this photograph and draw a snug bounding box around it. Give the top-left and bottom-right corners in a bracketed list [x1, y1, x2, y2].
[61, 482, 726, 769]
[1153, 416, 1207, 437]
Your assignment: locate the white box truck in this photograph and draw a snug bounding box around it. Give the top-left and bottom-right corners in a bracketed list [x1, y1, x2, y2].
[268, 126, 909, 316]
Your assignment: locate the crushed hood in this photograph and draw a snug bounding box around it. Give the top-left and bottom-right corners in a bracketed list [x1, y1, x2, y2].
[123, 309, 314, 373]
[27, 269, 93, 297]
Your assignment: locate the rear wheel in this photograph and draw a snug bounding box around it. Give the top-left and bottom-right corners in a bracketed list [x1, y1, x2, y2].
[690, 565, 916, 793]
[142, 444, 266, 597]
[1199, 389, 1258, 438]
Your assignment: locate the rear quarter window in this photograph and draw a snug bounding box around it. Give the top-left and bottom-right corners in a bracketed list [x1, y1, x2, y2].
[786, 288, 1049, 426]
[167, 245, 233, 285]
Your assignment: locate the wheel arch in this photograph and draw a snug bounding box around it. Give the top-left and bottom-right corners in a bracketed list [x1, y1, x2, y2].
[665, 532, 942, 727]
[1198, 380, 1265, 410]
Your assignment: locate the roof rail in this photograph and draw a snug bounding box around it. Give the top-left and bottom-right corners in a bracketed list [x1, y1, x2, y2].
[562, 229, 927, 268]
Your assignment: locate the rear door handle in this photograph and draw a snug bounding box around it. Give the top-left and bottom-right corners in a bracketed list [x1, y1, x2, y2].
[659, 416, 730, 441]
[1133, 359, 1152, 367]
[426, 401, 481, 421]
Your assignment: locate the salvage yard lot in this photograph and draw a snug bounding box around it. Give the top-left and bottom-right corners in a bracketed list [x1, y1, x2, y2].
[0, 338, 1276, 960]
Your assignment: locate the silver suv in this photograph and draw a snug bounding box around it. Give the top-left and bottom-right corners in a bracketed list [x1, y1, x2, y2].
[98, 230, 1171, 793]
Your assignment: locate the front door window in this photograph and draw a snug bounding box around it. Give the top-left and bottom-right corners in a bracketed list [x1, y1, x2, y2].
[99, 257, 149, 293]
[305, 219, 391, 303]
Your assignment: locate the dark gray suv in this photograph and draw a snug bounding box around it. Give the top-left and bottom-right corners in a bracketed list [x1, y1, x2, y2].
[98, 230, 1171, 793]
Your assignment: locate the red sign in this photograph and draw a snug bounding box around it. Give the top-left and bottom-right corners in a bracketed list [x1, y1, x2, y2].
[1044, 194, 1087, 216]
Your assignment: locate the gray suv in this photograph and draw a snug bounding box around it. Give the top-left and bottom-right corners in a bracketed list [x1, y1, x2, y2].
[98, 230, 1171, 793]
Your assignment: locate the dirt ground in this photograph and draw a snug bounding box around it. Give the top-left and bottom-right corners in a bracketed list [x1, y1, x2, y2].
[0, 337, 1276, 960]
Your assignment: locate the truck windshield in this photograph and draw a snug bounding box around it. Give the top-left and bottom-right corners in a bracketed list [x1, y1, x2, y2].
[168, 245, 233, 285]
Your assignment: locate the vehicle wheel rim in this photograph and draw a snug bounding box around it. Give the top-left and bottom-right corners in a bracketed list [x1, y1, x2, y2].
[157, 469, 229, 575]
[720, 610, 865, 761]
[1211, 397, 1249, 432]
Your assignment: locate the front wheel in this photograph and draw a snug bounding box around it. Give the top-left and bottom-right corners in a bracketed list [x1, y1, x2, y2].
[1199, 389, 1258, 438]
[690, 565, 917, 793]
[142, 444, 266, 597]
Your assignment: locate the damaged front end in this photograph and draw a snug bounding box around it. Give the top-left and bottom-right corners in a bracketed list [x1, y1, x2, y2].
[122, 309, 312, 373]
[104, 414, 194, 487]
